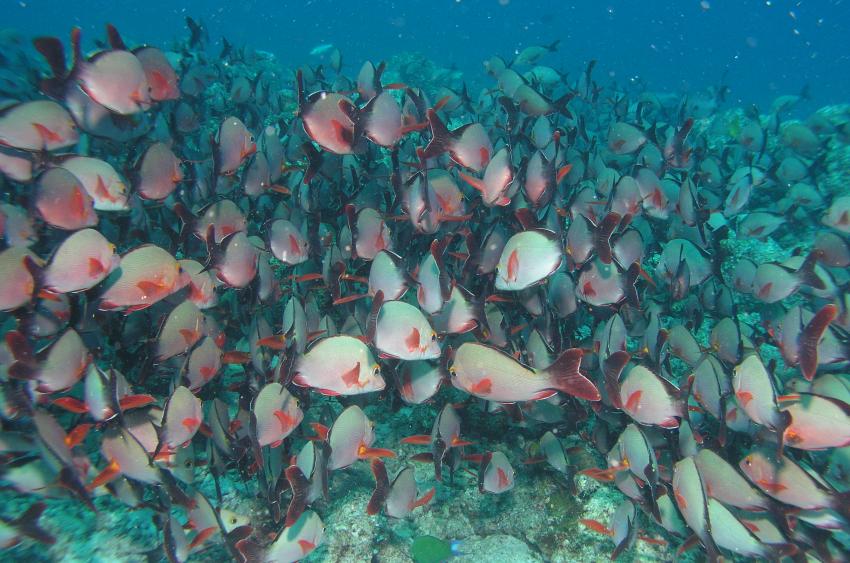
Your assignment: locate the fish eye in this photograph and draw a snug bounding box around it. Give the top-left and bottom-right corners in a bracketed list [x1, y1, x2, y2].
[230, 517, 237, 525]
[372, 364, 380, 376]
[184, 460, 192, 467]
[449, 367, 456, 376]
[431, 332, 437, 342]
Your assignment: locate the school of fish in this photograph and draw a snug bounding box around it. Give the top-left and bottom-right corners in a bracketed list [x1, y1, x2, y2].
[0, 17, 849, 562]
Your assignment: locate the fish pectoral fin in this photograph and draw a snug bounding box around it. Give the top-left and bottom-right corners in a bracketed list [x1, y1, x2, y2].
[87, 459, 121, 491]
[358, 444, 396, 459]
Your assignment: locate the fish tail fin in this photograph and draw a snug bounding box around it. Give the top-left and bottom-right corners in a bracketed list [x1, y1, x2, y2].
[674, 534, 700, 560]
[171, 201, 195, 246]
[833, 491, 850, 522]
[57, 467, 95, 512]
[105, 24, 127, 50]
[432, 438, 447, 482]
[22, 255, 45, 306]
[552, 91, 574, 118]
[283, 465, 309, 527]
[301, 141, 322, 185]
[595, 211, 621, 264]
[366, 290, 384, 344]
[373, 61, 387, 93]
[430, 237, 452, 302]
[797, 250, 826, 290]
[476, 451, 493, 493]
[200, 224, 219, 272]
[295, 69, 306, 113]
[328, 261, 346, 303]
[32, 36, 68, 98]
[32, 36, 66, 78]
[344, 204, 359, 259]
[624, 262, 642, 308]
[69, 27, 82, 73]
[645, 481, 662, 524]
[545, 348, 600, 401]
[610, 536, 632, 561]
[421, 109, 452, 161]
[5, 330, 36, 380]
[12, 503, 55, 545]
[514, 207, 538, 231]
[185, 16, 202, 46]
[548, 39, 561, 52]
[799, 303, 837, 381]
[770, 543, 799, 560]
[602, 351, 630, 409]
[160, 469, 196, 509]
[366, 459, 389, 516]
[717, 394, 729, 447]
[703, 534, 723, 563]
[235, 537, 264, 563]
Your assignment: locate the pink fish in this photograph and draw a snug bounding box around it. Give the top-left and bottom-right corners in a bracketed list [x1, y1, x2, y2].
[0, 247, 40, 311]
[252, 382, 303, 448]
[450, 342, 598, 402]
[618, 364, 683, 428]
[136, 143, 183, 201]
[99, 245, 188, 313]
[35, 167, 98, 230]
[214, 117, 255, 175]
[0, 100, 78, 151]
[477, 451, 515, 494]
[293, 336, 384, 396]
[43, 228, 118, 294]
[367, 460, 434, 517]
[296, 70, 358, 155]
[327, 405, 394, 470]
[420, 109, 492, 172]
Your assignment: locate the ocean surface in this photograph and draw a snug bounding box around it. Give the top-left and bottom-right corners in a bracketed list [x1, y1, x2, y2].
[1, 1, 850, 562]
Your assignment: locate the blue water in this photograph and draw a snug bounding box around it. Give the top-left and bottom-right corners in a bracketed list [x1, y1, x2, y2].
[6, 0, 850, 111]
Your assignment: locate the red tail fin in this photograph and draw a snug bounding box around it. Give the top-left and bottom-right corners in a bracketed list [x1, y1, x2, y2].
[366, 459, 389, 516]
[602, 351, 631, 409]
[284, 465, 309, 527]
[595, 212, 621, 265]
[797, 250, 825, 290]
[411, 487, 435, 509]
[12, 502, 55, 545]
[420, 109, 453, 161]
[545, 348, 599, 401]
